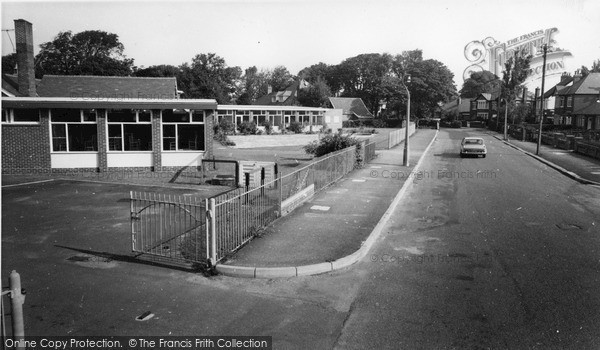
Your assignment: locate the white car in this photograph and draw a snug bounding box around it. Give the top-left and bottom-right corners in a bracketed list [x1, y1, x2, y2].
[460, 137, 487, 158]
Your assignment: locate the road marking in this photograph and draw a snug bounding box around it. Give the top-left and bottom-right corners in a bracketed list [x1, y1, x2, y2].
[2, 179, 54, 188]
[590, 172, 600, 175]
[352, 179, 366, 182]
[370, 166, 382, 169]
[310, 205, 330, 211]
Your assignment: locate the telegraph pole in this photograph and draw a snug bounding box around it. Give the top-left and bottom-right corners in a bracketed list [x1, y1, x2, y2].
[403, 75, 411, 166]
[536, 44, 548, 155]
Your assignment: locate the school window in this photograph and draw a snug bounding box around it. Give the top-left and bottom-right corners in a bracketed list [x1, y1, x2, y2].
[162, 110, 205, 151]
[477, 112, 488, 120]
[566, 96, 573, 108]
[477, 101, 487, 109]
[50, 109, 97, 152]
[107, 109, 152, 151]
[2, 108, 41, 123]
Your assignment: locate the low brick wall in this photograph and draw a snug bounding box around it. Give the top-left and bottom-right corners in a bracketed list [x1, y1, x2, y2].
[575, 142, 600, 160]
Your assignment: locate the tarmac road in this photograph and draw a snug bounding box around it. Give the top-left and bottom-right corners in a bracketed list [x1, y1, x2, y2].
[333, 128, 600, 349]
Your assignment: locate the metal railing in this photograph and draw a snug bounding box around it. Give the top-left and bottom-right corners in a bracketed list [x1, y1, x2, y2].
[207, 177, 281, 263]
[364, 141, 377, 162]
[130, 191, 207, 264]
[130, 145, 370, 266]
[280, 146, 356, 202]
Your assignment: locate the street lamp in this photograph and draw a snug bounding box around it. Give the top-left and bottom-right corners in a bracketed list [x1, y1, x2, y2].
[403, 74, 411, 166]
[503, 98, 509, 140]
[536, 44, 548, 155]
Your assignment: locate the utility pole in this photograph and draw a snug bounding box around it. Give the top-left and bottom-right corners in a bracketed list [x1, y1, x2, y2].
[536, 44, 548, 155]
[403, 75, 411, 166]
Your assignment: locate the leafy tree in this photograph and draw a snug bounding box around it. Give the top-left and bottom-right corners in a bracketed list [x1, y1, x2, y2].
[268, 65, 294, 92]
[501, 50, 532, 122]
[2, 53, 17, 74]
[460, 71, 502, 98]
[35, 30, 134, 77]
[133, 64, 179, 77]
[297, 77, 331, 107]
[580, 59, 600, 76]
[386, 50, 457, 120]
[337, 53, 395, 115]
[177, 53, 242, 103]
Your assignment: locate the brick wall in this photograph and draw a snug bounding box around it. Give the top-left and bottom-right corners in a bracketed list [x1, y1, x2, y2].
[151, 109, 162, 171]
[1, 111, 51, 174]
[205, 110, 214, 158]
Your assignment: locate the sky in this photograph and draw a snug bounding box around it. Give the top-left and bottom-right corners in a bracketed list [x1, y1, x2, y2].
[1, 0, 599, 89]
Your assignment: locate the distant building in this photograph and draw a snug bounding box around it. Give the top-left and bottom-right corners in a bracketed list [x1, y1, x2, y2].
[253, 80, 309, 106]
[328, 97, 374, 122]
[440, 98, 471, 120]
[469, 92, 501, 122]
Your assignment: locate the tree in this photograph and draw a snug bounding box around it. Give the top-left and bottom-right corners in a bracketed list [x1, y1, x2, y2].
[268, 66, 294, 92]
[460, 71, 501, 98]
[580, 59, 600, 76]
[501, 50, 532, 123]
[336, 53, 395, 115]
[297, 77, 332, 107]
[386, 50, 457, 120]
[2, 53, 17, 74]
[133, 64, 180, 77]
[177, 53, 242, 103]
[35, 30, 134, 77]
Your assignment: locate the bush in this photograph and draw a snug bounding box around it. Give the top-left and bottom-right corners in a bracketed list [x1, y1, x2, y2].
[238, 121, 258, 135]
[261, 121, 273, 135]
[287, 121, 303, 134]
[303, 133, 360, 158]
[214, 118, 235, 135]
[372, 119, 386, 128]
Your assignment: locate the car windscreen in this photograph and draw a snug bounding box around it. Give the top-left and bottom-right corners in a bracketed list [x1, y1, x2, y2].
[464, 139, 483, 145]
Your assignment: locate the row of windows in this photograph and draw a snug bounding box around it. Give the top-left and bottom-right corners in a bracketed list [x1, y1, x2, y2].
[50, 123, 205, 152]
[217, 110, 323, 116]
[2, 108, 206, 124]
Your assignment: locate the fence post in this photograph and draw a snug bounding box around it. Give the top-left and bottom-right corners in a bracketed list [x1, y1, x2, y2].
[9, 270, 25, 344]
[261, 167, 265, 196]
[209, 198, 217, 266]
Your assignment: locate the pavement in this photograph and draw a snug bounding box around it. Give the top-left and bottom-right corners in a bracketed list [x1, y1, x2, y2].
[217, 128, 439, 278]
[488, 132, 600, 186]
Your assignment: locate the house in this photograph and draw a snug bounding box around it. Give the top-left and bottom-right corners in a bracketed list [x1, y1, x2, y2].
[545, 72, 600, 130]
[253, 80, 309, 106]
[328, 97, 374, 122]
[469, 92, 501, 122]
[2, 19, 217, 174]
[440, 98, 471, 121]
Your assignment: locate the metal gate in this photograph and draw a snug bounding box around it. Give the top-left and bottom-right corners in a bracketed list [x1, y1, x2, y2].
[130, 191, 207, 265]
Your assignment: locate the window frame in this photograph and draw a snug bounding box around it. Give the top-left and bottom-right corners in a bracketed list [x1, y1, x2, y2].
[2, 108, 42, 124]
[106, 109, 153, 152]
[161, 109, 206, 152]
[50, 109, 98, 153]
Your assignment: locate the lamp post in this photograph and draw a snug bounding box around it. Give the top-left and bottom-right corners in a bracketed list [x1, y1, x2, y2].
[503, 98, 509, 140]
[403, 74, 411, 166]
[536, 44, 548, 155]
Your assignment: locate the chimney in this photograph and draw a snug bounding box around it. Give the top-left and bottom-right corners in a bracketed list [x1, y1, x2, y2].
[522, 87, 527, 103]
[267, 85, 272, 94]
[14, 19, 36, 97]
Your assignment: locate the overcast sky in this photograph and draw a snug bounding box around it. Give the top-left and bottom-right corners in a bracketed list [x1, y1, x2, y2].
[2, 0, 599, 88]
